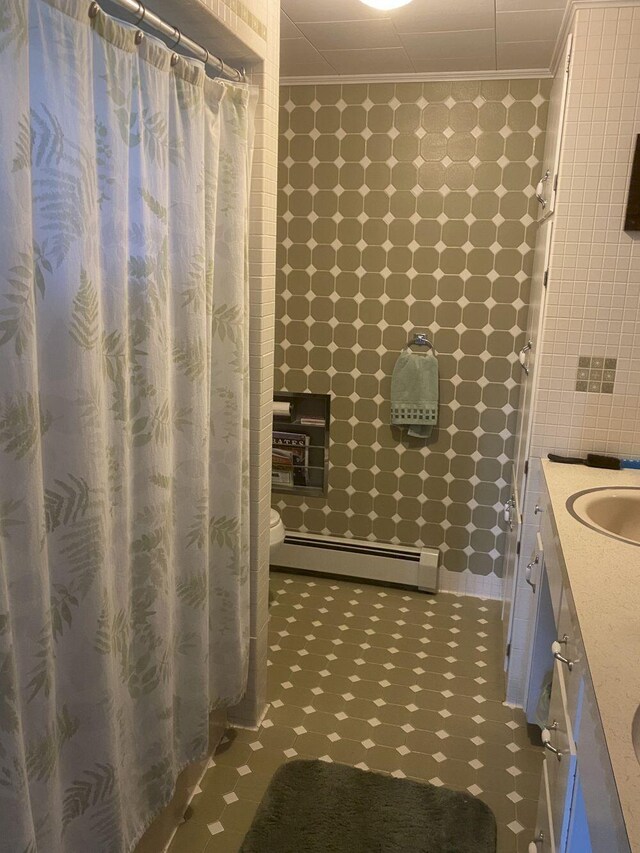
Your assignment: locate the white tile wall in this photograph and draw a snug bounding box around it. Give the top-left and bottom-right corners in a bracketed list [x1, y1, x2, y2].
[508, 1, 640, 708]
[439, 567, 504, 599]
[232, 66, 279, 730]
[532, 4, 640, 461]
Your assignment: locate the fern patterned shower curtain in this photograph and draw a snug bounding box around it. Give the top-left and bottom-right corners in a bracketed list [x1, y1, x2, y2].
[0, 0, 256, 849]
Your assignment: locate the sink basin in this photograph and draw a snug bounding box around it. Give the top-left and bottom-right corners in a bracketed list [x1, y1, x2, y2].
[634, 706, 640, 765]
[566, 486, 640, 547]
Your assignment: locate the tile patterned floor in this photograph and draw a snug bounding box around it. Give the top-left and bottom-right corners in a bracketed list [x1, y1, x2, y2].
[169, 571, 542, 853]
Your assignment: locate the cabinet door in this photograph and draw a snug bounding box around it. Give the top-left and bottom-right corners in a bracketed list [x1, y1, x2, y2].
[524, 543, 556, 724]
[578, 676, 631, 853]
[536, 34, 572, 219]
[501, 474, 521, 662]
[545, 661, 577, 853]
[532, 757, 556, 853]
[565, 773, 592, 853]
[554, 587, 584, 738]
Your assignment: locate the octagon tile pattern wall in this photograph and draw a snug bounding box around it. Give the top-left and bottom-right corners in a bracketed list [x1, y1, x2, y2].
[274, 80, 551, 582]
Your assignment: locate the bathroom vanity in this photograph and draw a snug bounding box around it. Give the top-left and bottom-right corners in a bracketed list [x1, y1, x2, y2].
[525, 461, 640, 852]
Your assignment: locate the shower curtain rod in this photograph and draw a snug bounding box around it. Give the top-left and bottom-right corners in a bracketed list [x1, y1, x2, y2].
[89, 0, 246, 82]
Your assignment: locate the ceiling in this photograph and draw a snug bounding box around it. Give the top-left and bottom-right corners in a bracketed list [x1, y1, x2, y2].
[280, 0, 569, 80]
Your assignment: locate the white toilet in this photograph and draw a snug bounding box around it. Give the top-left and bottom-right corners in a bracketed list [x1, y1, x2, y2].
[270, 508, 285, 558]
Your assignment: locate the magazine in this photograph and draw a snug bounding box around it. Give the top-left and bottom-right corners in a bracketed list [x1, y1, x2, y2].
[272, 430, 310, 488]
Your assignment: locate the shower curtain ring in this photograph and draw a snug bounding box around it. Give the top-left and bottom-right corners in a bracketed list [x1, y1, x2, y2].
[88, 1, 99, 19]
[203, 48, 210, 66]
[135, 1, 146, 24]
[172, 27, 182, 47]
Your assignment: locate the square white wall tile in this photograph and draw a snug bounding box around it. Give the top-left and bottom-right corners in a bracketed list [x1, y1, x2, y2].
[533, 5, 640, 463]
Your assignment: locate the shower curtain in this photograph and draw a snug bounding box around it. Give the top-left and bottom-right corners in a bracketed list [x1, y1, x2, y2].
[0, 0, 255, 850]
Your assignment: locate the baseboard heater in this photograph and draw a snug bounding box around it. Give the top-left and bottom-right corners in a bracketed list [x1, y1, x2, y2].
[272, 532, 440, 593]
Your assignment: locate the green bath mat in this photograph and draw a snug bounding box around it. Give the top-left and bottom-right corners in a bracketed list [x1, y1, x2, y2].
[239, 759, 497, 853]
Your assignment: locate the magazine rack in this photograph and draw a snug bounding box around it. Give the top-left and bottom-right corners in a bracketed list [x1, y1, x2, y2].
[272, 392, 330, 497]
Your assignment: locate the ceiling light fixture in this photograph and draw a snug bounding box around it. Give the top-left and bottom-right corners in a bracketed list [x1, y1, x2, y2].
[359, 0, 414, 10]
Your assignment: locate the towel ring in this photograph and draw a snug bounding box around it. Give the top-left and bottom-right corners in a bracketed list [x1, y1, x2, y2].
[407, 333, 435, 353]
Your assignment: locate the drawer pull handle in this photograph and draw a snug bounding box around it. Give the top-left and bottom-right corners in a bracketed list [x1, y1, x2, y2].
[535, 170, 550, 208]
[518, 341, 532, 375]
[534, 503, 542, 515]
[525, 556, 538, 593]
[552, 640, 574, 671]
[541, 726, 562, 761]
[528, 833, 545, 852]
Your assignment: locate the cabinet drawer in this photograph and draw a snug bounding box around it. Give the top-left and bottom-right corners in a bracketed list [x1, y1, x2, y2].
[545, 661, 577, 852]
[554, 590, 584, 739]
[532, 757, 556, 853]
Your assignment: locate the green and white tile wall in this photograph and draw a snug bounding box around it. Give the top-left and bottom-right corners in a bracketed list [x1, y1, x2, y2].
[274, 79, 551, 590]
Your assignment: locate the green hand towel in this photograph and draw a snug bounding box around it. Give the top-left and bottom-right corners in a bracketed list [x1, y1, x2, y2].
[390, 349, 439, 439]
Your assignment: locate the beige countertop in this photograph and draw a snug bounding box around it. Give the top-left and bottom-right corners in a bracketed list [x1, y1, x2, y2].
[542, 459, 640, 852]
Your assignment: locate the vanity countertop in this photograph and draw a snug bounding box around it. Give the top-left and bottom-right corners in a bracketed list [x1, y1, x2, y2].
[542, 459, 640, 852]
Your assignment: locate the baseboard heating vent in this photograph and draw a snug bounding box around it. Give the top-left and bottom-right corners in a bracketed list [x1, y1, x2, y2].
[272, 532, 439, 593]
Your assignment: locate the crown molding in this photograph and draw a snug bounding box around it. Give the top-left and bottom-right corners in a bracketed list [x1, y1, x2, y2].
[280, 68, 552, 86]
[550, 0, 640, 74]
[549, 0, 577, 75]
